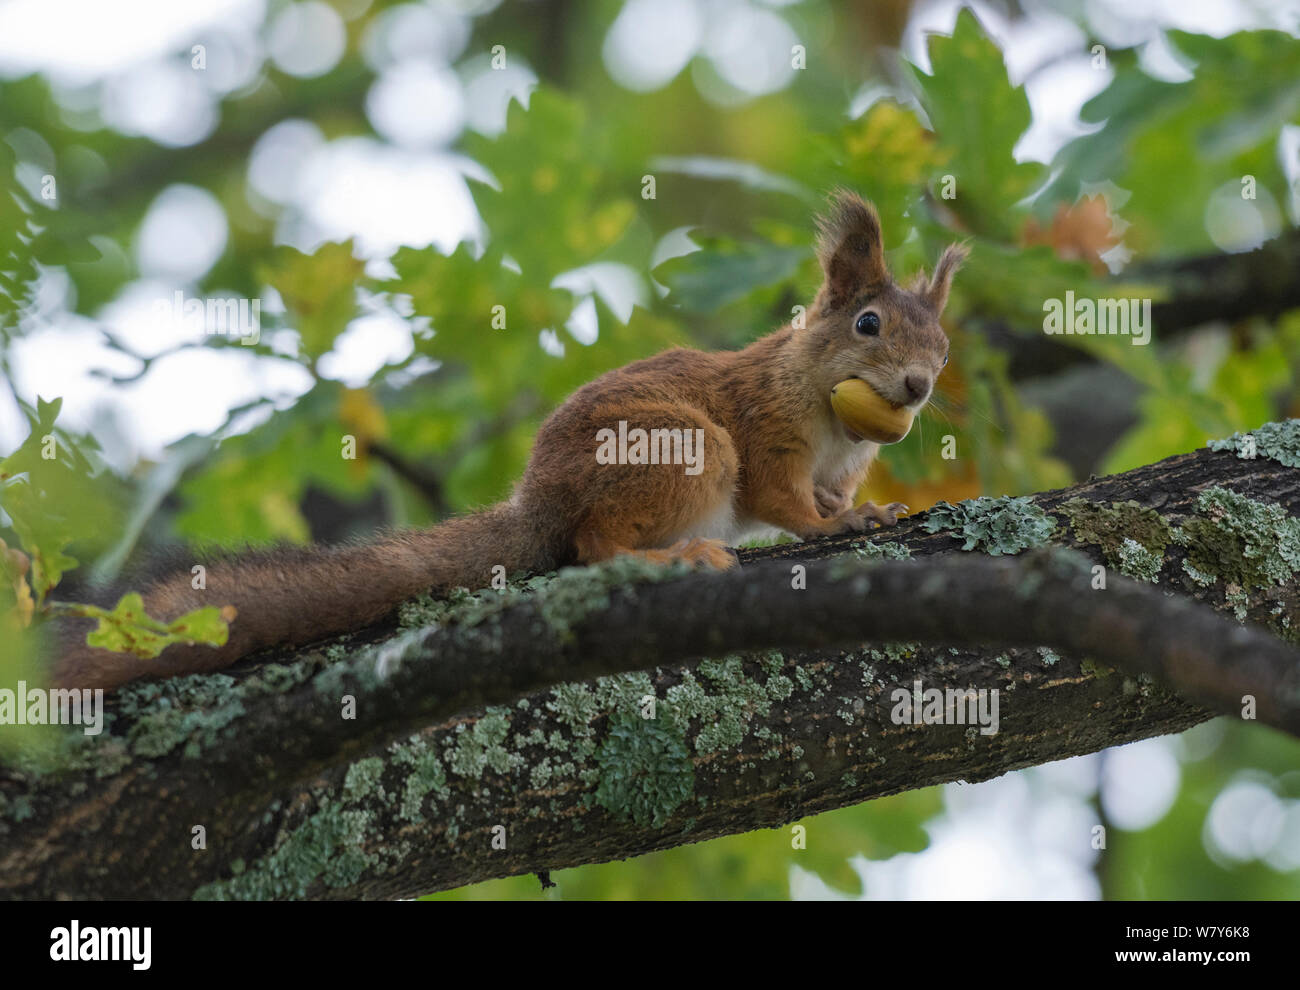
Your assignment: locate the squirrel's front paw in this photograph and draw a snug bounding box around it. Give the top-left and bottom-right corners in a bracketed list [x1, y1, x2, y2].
[858, 501, 908, 528]
[814, 485, 852, 519]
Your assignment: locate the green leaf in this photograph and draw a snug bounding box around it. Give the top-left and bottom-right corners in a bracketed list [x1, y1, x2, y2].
[905, 8, 1045, 239]
[64, 592, 230, 658]
[792, 788, 942, 895]
[1044, 28, 1300, 254]
[174, 385, 364, 545]
[0, 141, 101, 337]
[27, 227, 102, 265]
[464, 89, 636, 283]
[259, 240, 364, 360]
[653, 235, 807, 312]
[800, 100, 944, 248]
[0, 396, 120, 601]
[384, 242, 569, 369]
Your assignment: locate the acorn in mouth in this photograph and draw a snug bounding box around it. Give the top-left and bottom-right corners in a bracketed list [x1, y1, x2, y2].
[830, 378, 914, 444]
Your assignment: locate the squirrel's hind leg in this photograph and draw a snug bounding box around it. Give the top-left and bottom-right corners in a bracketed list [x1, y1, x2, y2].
[569, 403, 740, 572]
[577, 531, 738, 571]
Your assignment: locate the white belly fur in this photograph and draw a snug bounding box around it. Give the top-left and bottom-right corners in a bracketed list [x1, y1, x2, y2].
[811, 421, 879, 489]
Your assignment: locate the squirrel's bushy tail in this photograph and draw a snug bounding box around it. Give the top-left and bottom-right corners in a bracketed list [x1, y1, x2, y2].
[53, 500, 562, 691]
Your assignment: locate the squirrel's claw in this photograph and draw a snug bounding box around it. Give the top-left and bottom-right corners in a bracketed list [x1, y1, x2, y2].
[859, 500, 908, 527]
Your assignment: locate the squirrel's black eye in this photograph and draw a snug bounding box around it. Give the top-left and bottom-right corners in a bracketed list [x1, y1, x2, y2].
[855, 312, 880, 336]
[942, 351, 949, 367]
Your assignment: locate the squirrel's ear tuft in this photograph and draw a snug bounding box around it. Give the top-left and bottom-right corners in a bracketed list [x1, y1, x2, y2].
[925, 242, 969, 313]
[815, 189, 889, 306]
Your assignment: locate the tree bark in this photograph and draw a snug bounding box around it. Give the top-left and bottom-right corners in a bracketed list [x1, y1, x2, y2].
[1, 432, 1297, 899]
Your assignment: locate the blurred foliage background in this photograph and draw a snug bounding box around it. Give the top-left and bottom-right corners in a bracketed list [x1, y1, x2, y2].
[2, 0, 1299, 899]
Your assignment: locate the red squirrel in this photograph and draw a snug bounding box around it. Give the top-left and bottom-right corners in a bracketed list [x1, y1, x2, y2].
[53, 190, 966, 691]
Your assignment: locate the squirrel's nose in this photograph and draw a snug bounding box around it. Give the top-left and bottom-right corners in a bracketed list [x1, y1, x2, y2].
[903, 373, 931, 404]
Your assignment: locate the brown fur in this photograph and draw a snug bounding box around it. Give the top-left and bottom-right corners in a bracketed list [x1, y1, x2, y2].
[52, 190, 965, 690]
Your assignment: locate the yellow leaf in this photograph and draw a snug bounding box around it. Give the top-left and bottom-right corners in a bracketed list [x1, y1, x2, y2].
[339, 387, 389, 443]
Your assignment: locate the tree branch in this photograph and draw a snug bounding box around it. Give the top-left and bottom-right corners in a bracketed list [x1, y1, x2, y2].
[2, 429, 1298, 898]
[988, 227, 1300, 381]
[367, 439, 452, 517]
